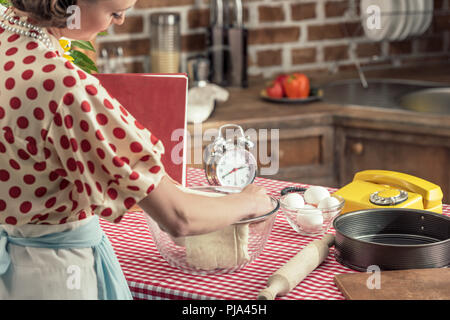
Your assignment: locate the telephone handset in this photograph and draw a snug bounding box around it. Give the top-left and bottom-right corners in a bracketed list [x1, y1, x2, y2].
[334, 170, 443, 214]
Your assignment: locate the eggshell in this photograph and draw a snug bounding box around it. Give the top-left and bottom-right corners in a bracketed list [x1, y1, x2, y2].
[304, 186, 330, 206]
[284, 193, 305, 208]
[318, 196, 340, 210]
[296, 208, 324, 233]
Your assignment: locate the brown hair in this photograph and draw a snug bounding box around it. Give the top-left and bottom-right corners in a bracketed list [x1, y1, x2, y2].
[11, 0, 79, 27]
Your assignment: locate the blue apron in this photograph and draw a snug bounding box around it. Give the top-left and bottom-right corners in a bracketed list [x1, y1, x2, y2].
[0, 215, 132, 300]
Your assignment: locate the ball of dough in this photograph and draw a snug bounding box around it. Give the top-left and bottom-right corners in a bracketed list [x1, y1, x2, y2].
[304, 186, 330, 206]
[284, 193, 305, 208]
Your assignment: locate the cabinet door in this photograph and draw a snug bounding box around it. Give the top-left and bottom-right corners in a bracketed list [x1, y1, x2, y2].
[336, 127, 450, 203]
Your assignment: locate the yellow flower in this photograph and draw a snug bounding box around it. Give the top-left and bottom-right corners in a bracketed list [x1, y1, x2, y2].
[59, 39, 74, 62]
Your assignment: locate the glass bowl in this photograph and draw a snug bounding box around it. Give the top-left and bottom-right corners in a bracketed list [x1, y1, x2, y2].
[280, 192, 345, 236]
[145, 186, 280, 275]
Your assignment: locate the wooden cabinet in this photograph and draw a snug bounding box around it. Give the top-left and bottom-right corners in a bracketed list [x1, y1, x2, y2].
[335, 126, 450, 203]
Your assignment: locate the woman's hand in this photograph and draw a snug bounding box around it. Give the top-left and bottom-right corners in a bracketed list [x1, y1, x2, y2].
[239, 184, 274, 219]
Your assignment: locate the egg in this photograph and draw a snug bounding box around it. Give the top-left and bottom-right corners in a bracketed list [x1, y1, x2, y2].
[296, 205, 324, 233]
[304, 186, 330, 206]
[283, 193, 305, 208]
[318, 196, 341, 210]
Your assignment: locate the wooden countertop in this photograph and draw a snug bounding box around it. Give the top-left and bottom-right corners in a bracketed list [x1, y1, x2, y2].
[188, 64, 450, 138]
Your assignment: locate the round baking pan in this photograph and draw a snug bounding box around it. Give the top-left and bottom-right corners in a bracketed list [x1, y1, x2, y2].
[333, 208, 450, 271]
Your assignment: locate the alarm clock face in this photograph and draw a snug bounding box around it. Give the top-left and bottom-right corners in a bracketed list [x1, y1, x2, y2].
[216, 148, 257, 187]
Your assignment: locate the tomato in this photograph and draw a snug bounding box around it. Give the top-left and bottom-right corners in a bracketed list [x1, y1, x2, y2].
[274, 74, 288, 97]
[282, 73, 310, 99]
[265, 80, 284, 99]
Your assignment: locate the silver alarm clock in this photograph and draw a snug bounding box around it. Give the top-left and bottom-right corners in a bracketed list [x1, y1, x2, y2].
[204, 124, 257, 188]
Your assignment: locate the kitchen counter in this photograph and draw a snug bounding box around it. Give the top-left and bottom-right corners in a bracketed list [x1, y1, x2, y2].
[187, 63, 450, 203]
[188, 64, 450, 136]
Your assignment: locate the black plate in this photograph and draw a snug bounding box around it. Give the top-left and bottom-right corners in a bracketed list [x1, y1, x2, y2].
[260, 87, 323, 104]
[333, 208, 450, 271]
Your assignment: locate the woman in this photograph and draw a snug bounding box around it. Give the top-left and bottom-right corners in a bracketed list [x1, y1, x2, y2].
[0, 0, 273, 299]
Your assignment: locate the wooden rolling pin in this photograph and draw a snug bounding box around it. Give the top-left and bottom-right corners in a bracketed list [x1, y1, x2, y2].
[257, 234, 335, 300]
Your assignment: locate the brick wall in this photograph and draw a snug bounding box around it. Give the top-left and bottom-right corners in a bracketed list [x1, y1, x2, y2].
[96, 0, 450, 80]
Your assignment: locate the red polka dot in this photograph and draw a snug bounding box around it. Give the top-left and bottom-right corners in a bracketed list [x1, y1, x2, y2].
[59, 179, 70, 190]
[35, 187, 47, 197]
[26, 137, 38, 155]
[109, 144, 116, 152]
[5, 216, 16, 225]
[81, 101, 91, 112]
[150, 134, 160, 145]
[112, 156, 124, 167]
[0, 170, 10, 181]
[81, 140, 91, 152]
[148, 184, 156, 194]
[60, 136, 70, 149]
[9, 159, 20, 170]
[53, 113, 63, 126]
[63, 93, 74, 105]
[80, 120, 89, 132]
[3, 127, 14, 144]
[77, 161, 84, 174]
[45, 51, 57, 59]
[6, 47, 18, 56]
[0, 141, 5, 153]
[26, 87, 38, 100]
[96, 182, 102, 193]
[4, 61, 14, 71]
[120, 115, 128, 124]
[130, 171, 140, 180]
[55, 205, 66, 212]
[8, 34, 20, 42]
[33, 161, 46, 171]
[96, 148, 105, 159]
[9, 186, 21, 198]
[23, 55, 36, 64]
[75, 180, 84, 193]
[101, 208, 112, 217]
[48, 100, 58, 114]
[77, 70, 87, 80]
[103, 99, 114, 109]
[20, 201, 32, 214]
[45, 197, 56, 208]
[22, 69, 33, 80]
[63, 76, 76, 87]
[65, 61, 75, 70]
[85, 85, 98, 95]
[130, 142, 142, 153]
[113, 128, 126, 139]
[124, 197, 136, 209]
[43, 79, 55, 91]
[87, 161, 95, 174]
[71, 201, 78, 211]
[64, 115, 74, 128]
[5, 77, 15, 90]
[85, 183, 92, 196]
[10, 97, 21, 109]
[149, 166, 161, 174]
[127, 186, 140, 192]
[0, 107, 4, 119]
[18, 149, 30, 160]
[26, 41, 38, 50]
[95, 130, 104, 141]
[42, 64, 56, 73]
[67, 158, 77, 171]
[23, 174, 36, 184]
[107, 188, 118, 200]
[78, 211, 87, 220]
[96, 113, 108, 125]
[70, 138, 78, 152]
[17, 116, 29, 129]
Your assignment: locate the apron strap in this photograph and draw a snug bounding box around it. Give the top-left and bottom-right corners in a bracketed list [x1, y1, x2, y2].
[0, 216, 132, 300]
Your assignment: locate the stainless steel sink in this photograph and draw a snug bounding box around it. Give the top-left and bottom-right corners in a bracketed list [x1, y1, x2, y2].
[322, 78, 450, 115]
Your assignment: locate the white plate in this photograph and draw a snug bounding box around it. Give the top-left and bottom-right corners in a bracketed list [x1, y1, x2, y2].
[361, 0, 395, 41]
[398, 0, 416, 40]
[409, 0, 426, 36]
[389, 0, 408, 40]
[418, 0, 433, 35]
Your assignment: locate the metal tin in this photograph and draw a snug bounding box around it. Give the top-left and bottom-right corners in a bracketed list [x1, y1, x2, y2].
[333, 208, 450, 271]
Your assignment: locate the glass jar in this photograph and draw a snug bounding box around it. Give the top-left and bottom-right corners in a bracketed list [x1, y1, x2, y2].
[150, 12, 181, 73]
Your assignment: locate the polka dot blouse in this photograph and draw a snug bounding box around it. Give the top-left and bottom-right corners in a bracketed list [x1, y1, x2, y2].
[0, 14, 166, 226]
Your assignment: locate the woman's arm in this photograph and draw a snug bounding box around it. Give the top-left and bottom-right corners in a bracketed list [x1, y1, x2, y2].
[138, 175, 273, 237]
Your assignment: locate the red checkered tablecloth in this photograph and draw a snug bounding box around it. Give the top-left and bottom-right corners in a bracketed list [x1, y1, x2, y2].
[99, 167, 450, 300]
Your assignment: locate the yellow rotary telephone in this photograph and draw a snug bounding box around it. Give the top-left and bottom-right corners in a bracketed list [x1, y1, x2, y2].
[333, 170, 443, 214]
